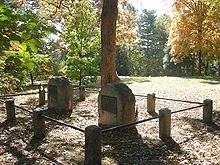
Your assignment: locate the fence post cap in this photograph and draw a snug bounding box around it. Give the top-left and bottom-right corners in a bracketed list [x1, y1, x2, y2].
[159, 108, 171, 113]
[85, 125, 100, 131]
[204, 99, 213, 102]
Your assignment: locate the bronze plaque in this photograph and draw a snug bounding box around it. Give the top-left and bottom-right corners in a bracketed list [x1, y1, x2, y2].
[101, 95, 117, 114]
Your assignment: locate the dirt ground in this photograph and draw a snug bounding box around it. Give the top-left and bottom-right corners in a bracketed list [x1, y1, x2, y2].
[0, 77, 219, 165]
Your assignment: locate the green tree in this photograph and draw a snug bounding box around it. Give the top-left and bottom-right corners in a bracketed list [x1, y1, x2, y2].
[116, 45, 132, 76]
[136, 9, 167, 76]
[138, 10, 157, 57]
[38, 0, 137, 86]
[62, 0, 100, 86]
[0, 0, 56, 92]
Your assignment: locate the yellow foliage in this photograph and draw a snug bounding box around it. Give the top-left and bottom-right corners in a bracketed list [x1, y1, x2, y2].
[38, 0, 137, 46]
[116, 10, 137, 45]
[168, 0, 220, 62]
[91, 0, 137, 45]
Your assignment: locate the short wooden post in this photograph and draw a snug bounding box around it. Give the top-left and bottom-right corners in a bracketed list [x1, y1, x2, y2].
[79, 86, 85, 101]
[203, 99, 213, 123]
[85, 125, 101, 165]
[147, 93, 155, 114]
[6, 99, 16, 121]
[33, 108, 46, 139]
[39, 85, 45, 106]
[159, 108, 171, 140]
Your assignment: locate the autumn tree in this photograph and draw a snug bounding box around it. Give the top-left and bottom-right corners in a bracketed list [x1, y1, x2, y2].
[168, 0, 220, 75]
[88, 0, 137, 86]
[116, 1, 137, 76]
[116, 1, 137, 45]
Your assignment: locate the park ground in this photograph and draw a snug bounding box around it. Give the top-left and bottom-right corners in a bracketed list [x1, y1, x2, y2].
[0, 76, 219, 165]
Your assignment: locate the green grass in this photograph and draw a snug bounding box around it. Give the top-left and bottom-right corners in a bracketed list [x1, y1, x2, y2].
[120, 76, 151, 84]
[183, 76, 220, 81]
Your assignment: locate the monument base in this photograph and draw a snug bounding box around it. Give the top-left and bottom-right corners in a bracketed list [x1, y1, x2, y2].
[98, 83, 137, 127]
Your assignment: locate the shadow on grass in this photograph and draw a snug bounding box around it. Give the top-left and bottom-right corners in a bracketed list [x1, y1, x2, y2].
[121, 77, 151, 85]
[183, 110, 220, 131]
[200, 80, 220, 85]
[148, 112, 159, 117]
[102, 127, 181, 165]
[206, 110, 220, 133]
[0, 119, 38, 165]
[181, 111, 220, 142]
[0, 117, 70, 165]
[182, 76, 220, 85]
[25, 139, 64, 165]
[0, 140, 37, 165]
[0, 120, 17, 129]
[0, 90, 91, 164]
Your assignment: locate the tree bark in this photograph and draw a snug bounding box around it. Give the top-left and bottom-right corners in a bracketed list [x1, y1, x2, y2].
[101, 0, 120, 87]
[198, 50, 202, 76]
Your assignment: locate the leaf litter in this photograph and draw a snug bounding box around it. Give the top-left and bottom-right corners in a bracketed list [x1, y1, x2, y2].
[0, 77, 219, 164]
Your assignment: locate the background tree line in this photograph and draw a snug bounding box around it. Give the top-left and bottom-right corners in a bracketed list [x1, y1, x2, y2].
[116, 0, 220, 77]
[0, 0, 219, 93]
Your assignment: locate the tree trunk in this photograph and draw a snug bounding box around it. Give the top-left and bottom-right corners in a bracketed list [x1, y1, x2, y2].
[30, 73, 34, 86]
[205, 61, 209, 76]
[191, 58, 195, 76]
[198, 50, 202, 76]
[101, 0, 120, 87]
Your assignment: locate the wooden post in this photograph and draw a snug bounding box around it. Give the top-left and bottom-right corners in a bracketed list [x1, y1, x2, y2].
[147, 93, 155, 114]
[85, 125, 101, 165]
[39, 85, 45, 106]
[6, 99, 15, 121]
[79, 86, 85, 101]
[203, 99, 213, 123]
[159, 108, 171, 140]
[33, 108, 46, 139]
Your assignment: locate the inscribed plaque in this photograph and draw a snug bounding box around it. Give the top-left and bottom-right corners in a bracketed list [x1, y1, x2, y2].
[101, 95, 117, 114]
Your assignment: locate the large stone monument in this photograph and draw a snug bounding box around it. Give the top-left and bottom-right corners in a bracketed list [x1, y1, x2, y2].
[98, 83, 136, 127]
[48, 76, 73, 113]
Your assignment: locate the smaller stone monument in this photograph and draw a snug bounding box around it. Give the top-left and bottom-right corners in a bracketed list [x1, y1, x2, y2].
[98, 83, 136, 127]
[48, 76, 73, 113]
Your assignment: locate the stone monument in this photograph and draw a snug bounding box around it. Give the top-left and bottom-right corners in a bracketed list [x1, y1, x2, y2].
[98, 83, 137, 127]
[48, 76, 73, 113]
